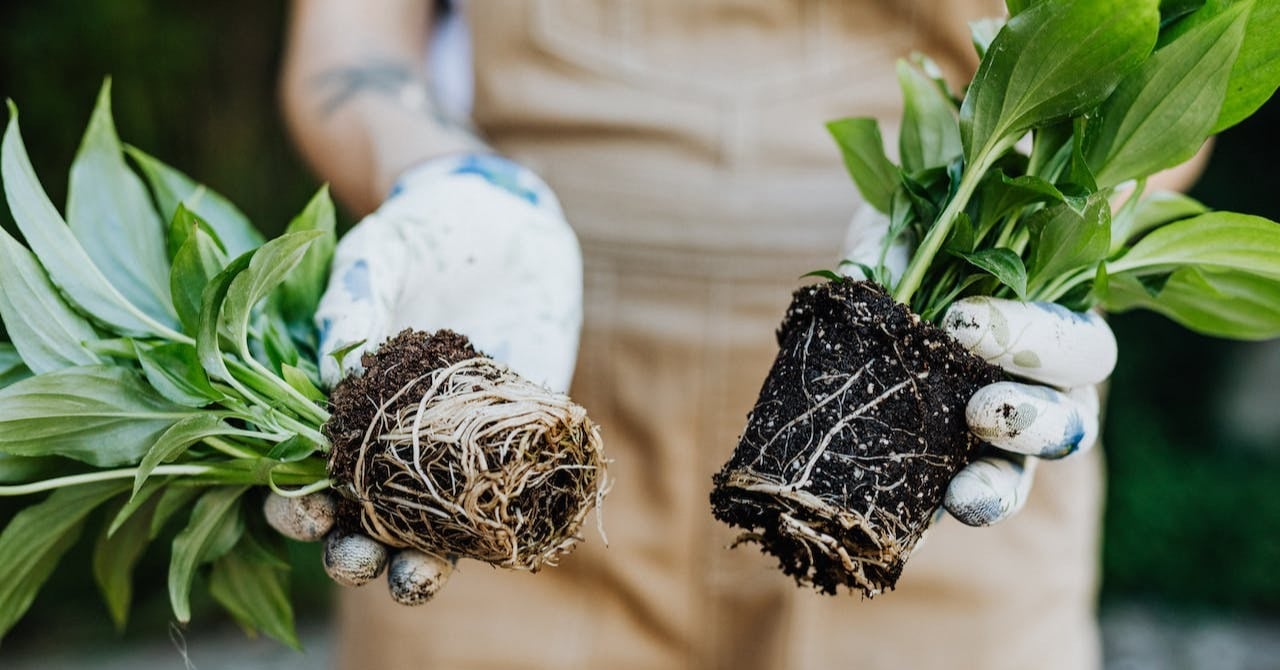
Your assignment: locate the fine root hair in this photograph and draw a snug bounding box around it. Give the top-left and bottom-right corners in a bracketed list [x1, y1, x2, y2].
[334, 356, 608, 571]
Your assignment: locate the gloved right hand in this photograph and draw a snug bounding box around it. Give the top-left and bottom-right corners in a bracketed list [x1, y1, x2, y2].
[267, 153, 584, 605]
[838, 205, 1116, 528]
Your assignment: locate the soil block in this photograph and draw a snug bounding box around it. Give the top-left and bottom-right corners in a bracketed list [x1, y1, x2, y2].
[710, 280, 1002, 596]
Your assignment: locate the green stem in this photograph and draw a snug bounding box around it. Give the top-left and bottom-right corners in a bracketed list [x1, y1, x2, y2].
[895, 145, 1005, 305]
[0, 465, 212, 496]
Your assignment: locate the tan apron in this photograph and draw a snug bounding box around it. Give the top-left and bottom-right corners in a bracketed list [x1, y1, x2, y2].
[336, 2, 1104, 668]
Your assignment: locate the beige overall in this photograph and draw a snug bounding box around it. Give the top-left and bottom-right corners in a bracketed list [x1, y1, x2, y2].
[336, 2, 1104, 668]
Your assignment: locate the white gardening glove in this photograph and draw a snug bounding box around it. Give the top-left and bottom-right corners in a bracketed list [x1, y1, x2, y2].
[314, 153, 582, 393]
[267, 153, 582, 604]
[839, 205, 1116, 528]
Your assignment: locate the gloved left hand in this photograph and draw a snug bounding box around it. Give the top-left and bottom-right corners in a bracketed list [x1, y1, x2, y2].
[266, 153, 584, 604]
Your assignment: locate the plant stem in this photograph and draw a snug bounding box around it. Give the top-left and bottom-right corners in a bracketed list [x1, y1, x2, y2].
[0, 465, 212, 496]
[894, 147, 1002, 306]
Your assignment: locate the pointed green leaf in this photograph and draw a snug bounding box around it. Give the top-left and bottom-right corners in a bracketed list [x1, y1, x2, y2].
[166, 204, 227, 262]
[108, 478, 167, 537]
[1103, 267, 1280, 339]
[1161, 0, 1280, 133]
[957, 248, 1029, 300]
[209, 535, 299, 648]
[169, 486, 248, 623]
[0, 480, 130, 640]
[1027, 195, 1112, 295]
[66, 80, 175, 325]
[222, 230, 325, 364]
[125, 145, 264, 257]
[0, 228, 101, 374]
[0, 344, 30, 389]
[197, 251, 254, 384]
[960, 0, 1159, 159]
[274, 186, 336, 339]
[827, 118, 898, 212]
[265, 433, 323, 463]
[897, 60, 962, 174]
[281, 364, 326, 402]
[2, 104, 179, 338]
[171, 218, 228, 335]
[1087, 2, 1248, 188]
[0, 366, 196, 466]
[1114, 190, 1208, 249]
[94, 492, 160, 630]
[150, 485, 206, 539]
[1109, 212, 1280, 280]
[137, 342, 224, 408]
[134, 415, 238, 494]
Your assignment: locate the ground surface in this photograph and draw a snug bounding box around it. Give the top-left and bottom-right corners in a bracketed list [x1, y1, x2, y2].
[5, 604, 1277, 669]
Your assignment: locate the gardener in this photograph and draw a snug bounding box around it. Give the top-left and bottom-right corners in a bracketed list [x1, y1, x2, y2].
[280, 1, 1207, 668]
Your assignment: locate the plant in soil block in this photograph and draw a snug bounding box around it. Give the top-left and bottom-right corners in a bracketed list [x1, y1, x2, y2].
[711, 0, 1280, 597]
[0, 84, 607, 646]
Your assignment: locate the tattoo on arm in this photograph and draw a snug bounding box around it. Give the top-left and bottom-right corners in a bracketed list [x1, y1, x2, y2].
[312, 59, 482, 141]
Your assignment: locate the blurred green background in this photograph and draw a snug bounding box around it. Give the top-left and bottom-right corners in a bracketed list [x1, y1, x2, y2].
[0, 0, 1277, 657]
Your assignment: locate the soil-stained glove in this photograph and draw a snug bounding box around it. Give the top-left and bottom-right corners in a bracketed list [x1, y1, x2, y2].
[839, 206, 1116, 528]
[314, 153, 583, 393]
[266, 154, 582, 604]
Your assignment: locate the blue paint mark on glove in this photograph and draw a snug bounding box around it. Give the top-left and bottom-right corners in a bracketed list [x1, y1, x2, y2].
[343, 259, 373, 302]
[451, 154, 540, 205]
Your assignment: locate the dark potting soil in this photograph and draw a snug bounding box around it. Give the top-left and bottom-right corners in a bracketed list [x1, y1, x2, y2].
[324, 329, 479, 531]
[711, 280, 1002, 596]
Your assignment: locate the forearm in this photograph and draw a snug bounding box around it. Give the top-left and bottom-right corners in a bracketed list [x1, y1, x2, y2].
[281, 0, 485, 215]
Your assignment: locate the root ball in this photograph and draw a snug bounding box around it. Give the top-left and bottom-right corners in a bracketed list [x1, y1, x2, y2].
[325, 330, 608, 572]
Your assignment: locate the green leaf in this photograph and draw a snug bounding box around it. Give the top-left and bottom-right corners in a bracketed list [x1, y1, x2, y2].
[107, 478, 167, 537]
[1087, 2, 1248, 188]
[166, 204, 227, 262]
[94, 492, 160, 630]
[1103, 267, 1280, 339]
[171, 217, 229, 335]
[0, 366, 196, 467]
[2, 104, 179, 338]
[265, 433, 322, 463]
[66, 80, 175, 326]
[0, 453, 68, 484]
[150, 485, 206, 539]
[827, 118, 898, 213]
[274, 186, 336, 340]
[1027, 195, 1112, 294]
[222, 231, 326, 363]
[197, 251, 254, 385]
[960, 0, 1159, 160]
[1109, 212, 1280, 280]
[0, 480, 130, 640]
[169, 486, 248, 623]
[801, 270, 843, 282]
[0, 227, 101, 374]
[125, 145, 264, 257]
[897, 60, 962, 174]
[1162, 0, 1280, 133]
[326, 339, 367, 373]
[1114, 190, 1208, 249]
[208, 536, 299, 648]
[969, 18, 1005, 60]
[957, 248, 1029, 300]
[0, 344, 30, 389]
[137, 341, 224, 407]
[281, 364, 326, 402]
[134, 415, 238, 494]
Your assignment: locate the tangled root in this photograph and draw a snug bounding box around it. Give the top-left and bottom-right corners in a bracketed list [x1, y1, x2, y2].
[327, 331, 609, 571]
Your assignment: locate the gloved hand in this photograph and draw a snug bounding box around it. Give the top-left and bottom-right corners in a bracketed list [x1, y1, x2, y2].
[839, 206, 1117, 528]
[266, 153, 584, 604]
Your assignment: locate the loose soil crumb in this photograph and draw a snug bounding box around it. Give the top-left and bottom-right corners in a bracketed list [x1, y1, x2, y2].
[711, 280, 1002, 596]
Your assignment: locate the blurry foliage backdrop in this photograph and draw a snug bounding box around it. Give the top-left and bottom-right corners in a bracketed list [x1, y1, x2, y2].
[0, 0, 1276, 655]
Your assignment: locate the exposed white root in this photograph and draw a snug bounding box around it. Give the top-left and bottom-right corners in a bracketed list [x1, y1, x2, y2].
[340, 357, 609, 571]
